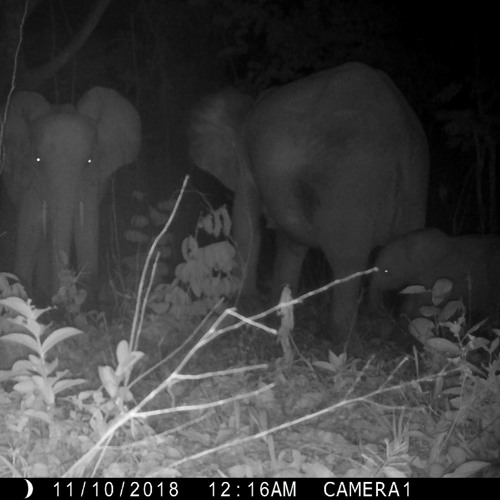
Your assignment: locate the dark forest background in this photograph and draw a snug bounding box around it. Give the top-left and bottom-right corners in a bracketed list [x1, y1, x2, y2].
[1, 0, 499, 267]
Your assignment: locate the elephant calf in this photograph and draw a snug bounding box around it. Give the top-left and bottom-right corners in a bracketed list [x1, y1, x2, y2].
[369, 228, 500, 322]
[1, 87, 141, 305]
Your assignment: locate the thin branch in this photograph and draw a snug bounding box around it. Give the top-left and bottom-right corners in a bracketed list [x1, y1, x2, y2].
[24, 0, 113, 89]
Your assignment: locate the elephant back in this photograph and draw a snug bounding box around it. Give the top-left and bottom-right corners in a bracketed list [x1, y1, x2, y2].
[244, 62, 429, 246]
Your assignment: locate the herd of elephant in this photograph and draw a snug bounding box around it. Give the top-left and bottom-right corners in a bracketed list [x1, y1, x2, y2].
[2, 62, 499, 345]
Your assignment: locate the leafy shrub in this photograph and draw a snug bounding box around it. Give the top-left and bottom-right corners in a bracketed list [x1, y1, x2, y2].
[0, 297, 85, 412]
[144, 205, 241, 341]
[400, 278, 498, 362]
[120, 191, 176, 292]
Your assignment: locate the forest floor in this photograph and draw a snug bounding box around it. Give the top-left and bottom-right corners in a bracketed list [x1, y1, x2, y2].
[1, 296, 499, 479]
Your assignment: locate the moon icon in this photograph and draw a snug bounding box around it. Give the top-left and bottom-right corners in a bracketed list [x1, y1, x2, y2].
[24, 479, 33, 498]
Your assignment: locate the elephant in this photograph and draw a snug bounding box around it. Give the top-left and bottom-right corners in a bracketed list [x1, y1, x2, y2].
[189, 62, 429, 345]
[0, 87, 141, 305]
[369, 228, 500, 322]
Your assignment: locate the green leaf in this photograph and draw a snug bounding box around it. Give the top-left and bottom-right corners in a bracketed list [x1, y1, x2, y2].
[0, 297, 50, 321]
[431, 278, 453, 303]
[52, 378, 86, 395]
[124, 229, 148, 244]
[0, 333, 39, 353]
[419, 305, 441, 317]
[313, 360, 337, 373]
[438, 300, 461, 320]
[99, 366, 119, 398]
[131, 214, 149, 229]
[408, 317, 434, 343]
[201, 213, 215, 235]
[13, 379, 35, 394]
[426, 337, 462, 356]
[116, 340, 130, 365]
[41, 327, 82, 354]
[220, 206, 232, 236]
[181, 236, 198, 261]
[444, 461, 490, 478]
[400, 285, 428, 295]
[10, 359, 38, 375]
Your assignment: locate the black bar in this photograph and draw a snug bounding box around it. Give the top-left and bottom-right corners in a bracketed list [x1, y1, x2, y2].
[0, 478, 481, 500]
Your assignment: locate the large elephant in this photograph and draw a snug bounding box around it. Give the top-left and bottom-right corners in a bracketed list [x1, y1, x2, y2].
[190, 62, 429, 344]
[1, 87, 141, 304]
[370, 228, 500, 321]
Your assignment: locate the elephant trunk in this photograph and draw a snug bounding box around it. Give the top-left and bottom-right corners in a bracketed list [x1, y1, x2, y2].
[46, 165, 82, 298]
[74, 185, 99, 306]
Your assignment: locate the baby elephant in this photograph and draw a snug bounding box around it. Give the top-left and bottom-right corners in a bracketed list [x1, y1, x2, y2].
[369, 228, 500, 321]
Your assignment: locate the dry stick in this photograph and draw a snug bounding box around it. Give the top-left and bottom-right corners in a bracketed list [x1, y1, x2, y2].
[89, 434, 113, 479]
[128, 296, 226, 391]
[136, 308, 262, 403]
[147, 303, 283, 403]
[213, 267, 380, 338]
[65, 228, 274, 477]
[136, 268, 381, 410]
[63, 373, 274, 477]
[0, 0, 29, 173]
[66, 223, 378, 475]
[129, 175, 189, 353]
[163, 363, 463, 472]
[133, 253, 160, 351]
[130, 203, 285, 389]
[105, 410, 215, 453]
[138, 368, 272, 419]
[64, 265, 457, 477]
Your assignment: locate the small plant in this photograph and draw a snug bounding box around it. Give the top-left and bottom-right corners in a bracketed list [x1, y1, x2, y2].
[0, 296, 86, 413]
[402, 278, 498, 367]
[98, 340, 143, 405]
[0, 272, 27, 301]
[147, 205, 241, 324]
[68, 340, 145, 440]
[0, 272, 28, 335]
[51, 265, 88, 319]
[402, 278, 500, 469]
[402, 278, 472, 356]
[120, 191, 175, 292]
[52, 261, 87, 312]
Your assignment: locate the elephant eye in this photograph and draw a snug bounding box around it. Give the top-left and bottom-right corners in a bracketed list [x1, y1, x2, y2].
[87, 158, 93, 165]
[35, 157, 41, 163]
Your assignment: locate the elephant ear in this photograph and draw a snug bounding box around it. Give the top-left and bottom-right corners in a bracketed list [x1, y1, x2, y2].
[1, 91, 50, 181]
[77, 87, 141, 179]
[189, 88, 253, 192]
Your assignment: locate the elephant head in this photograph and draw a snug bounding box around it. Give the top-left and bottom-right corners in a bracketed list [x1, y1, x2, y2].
[370, 228, 500, 321]
[190, 62, 429, 346]
[190, 88, 259, 294]
[370, 228, 450, 294]
[1, 87, 141, 304]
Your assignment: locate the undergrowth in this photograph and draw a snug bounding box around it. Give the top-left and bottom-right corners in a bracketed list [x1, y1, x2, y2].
[0, 183, 498, 478]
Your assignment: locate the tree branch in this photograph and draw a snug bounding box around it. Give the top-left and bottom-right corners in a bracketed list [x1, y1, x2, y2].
[22, 0, 114, 89]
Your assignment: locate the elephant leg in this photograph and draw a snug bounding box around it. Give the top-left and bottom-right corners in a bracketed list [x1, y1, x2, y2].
[272, 231, 307, 302]
[231, 175, 261, 297]
[329, 274, 363, 346]
[14, 193, 43, 297]
[366, 269, 389, 316]
[319, 224, 372, 347]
